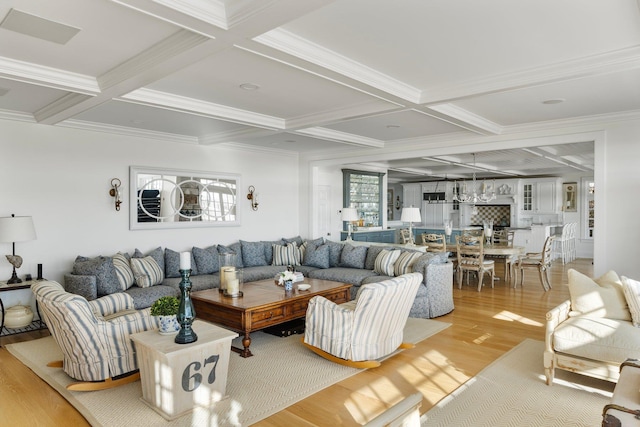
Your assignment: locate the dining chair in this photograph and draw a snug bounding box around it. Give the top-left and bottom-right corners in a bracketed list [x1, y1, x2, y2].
[400, 228, 412, 244]
[516, 235, 556, 291]
[456, 233, 495, 292]
[421, 233, 446, 252]
[488, 229, 516, 283]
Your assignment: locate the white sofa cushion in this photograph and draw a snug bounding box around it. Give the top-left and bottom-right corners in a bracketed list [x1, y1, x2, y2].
[621, 276, 640, 327]
[567, 269, 630, 321]
[553, 315, 640, 363]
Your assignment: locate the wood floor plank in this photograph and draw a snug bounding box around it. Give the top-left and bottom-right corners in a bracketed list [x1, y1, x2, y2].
[0, 259, 592, 426]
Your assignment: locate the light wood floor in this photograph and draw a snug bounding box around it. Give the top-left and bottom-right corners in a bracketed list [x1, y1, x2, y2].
[0, 259, 593, 426]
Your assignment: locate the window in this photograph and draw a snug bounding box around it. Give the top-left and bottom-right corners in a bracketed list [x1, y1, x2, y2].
[342, 169, 385, 227]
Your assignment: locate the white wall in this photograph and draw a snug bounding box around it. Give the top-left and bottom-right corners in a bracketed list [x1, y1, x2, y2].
[0, 120, 300, 308]
[597, 120, 640, 277]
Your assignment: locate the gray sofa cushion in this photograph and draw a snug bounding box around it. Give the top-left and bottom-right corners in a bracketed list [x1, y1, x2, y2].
[240, 240, 268, 267]
[192, 246, 219, 274]
[64, 274, 97, 300]
[303, 243, 330, 269]
[124, 285, 179, 310]
[308, 267, 377, 290]
[163, 274, 220, 292]
[339, 244, 368, 269]
[72, 256, 120, 297]
[325, 240, 344, 267]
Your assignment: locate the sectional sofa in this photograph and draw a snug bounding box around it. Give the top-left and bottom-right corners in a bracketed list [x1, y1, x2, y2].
[65, 236, 454, 319]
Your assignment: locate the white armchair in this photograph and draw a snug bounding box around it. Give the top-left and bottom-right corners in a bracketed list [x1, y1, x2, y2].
[303, 272, 423, 368]
[32, 280, 160, 391]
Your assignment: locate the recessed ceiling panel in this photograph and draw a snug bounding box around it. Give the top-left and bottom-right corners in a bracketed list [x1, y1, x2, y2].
[0, 78, 68, 113]
[73, 100, 249, 138]
[452, 69, 640, 125]
[324, 110, 469, 140]
[278, 0, 640, 90]
[146, 47, 396, 119]
[0, 0, 179, 76]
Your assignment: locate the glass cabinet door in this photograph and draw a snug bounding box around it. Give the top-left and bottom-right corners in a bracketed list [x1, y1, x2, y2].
[342, 169, 384, 226]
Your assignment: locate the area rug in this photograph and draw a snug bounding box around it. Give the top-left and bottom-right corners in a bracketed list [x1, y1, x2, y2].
[421, 339, 614, 426]
[7, 317, 449, 427]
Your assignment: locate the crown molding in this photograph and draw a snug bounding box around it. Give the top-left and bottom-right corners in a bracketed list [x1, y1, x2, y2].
[120, 88, 285, 129]
[57, 118, 198, 144]
[503, 108, 640, 135]
[97, 30, 210, 91]
[0, 109, 36, 123]
[286, 100, 400, 130]
[294, 127, 384, 148]
[221, 141, 300, 157]
[0, 56, 99, 94]
[198, 127, 276, 145]
[254, 28, 422, 103]
[425, 104, 504, 135]
[33, 93, 93, 123]
[149, 0, 227, 28]
[420, 44, 640, 105]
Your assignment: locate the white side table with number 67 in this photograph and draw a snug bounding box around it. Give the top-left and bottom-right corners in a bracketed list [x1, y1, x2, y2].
[131, 319, 238, 420]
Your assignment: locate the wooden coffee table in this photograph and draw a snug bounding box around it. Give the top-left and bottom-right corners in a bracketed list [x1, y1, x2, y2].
[191, 278, 351, 357]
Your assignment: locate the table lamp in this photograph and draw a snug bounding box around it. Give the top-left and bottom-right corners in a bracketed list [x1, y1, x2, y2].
[341, 207, 359, 240]
[401, 207, 421, 245]
[0, 214, 37, 284]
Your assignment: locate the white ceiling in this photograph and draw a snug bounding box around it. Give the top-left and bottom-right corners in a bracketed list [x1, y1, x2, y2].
[1, 0, 638, 181]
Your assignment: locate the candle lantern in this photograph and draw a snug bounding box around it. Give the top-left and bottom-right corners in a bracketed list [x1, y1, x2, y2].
[223, 267, 243, 298]
[218, 253, 237, 293]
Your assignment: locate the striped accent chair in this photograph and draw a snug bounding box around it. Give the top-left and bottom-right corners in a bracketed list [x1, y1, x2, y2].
[32, 280, 160, 391]
[303, 272, 423, 368]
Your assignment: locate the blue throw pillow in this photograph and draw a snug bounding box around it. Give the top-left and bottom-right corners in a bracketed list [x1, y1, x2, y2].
[164, 248, 199, 278]
[283, 235, 303, 247]
[192, 245, 219, 274]
[240, 240, 268, 267]
[303, 243, 330, 269]
[72, 255, 120, 297]
[325, 240, 344, 267]
[339, 244, 368, 269]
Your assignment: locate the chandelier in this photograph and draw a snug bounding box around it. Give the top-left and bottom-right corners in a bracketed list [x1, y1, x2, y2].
[453, 153, 496, 204]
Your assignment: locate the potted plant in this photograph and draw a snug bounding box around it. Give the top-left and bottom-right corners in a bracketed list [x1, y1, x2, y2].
[150, 296, 181, 335]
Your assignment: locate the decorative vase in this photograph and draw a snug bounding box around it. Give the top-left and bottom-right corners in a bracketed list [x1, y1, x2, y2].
[4, 305, 34, 329]
[284, 280, 294, 293]
[157, 315, 180, 335]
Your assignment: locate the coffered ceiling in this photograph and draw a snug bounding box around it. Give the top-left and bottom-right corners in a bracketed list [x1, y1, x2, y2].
[1, 0, 638, 181]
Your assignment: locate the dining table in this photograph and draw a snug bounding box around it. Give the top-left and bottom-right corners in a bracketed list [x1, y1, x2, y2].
[425, 242, 526, 282]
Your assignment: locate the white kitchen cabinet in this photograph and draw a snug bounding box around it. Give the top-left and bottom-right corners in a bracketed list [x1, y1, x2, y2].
[521, 178, 559, 214]
[402, 183, 422, 210]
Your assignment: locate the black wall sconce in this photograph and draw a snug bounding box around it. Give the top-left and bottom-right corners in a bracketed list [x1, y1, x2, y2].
[395, 195, 402, 210]
[109, 178, 122, 211]
[247, 185, 259, 211]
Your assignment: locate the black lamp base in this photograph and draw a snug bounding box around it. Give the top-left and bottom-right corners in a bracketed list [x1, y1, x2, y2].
[7, 267, 21, 284]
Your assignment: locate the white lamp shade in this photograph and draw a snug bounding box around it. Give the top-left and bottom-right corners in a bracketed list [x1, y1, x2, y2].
[0, 216, 37, 243]
[341, 208, 359, 222]
[401, 207, 421, 223]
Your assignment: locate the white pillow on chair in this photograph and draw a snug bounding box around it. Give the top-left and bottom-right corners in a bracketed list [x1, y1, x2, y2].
[567, 269, 630, 321]
[622, 276, 640, 327]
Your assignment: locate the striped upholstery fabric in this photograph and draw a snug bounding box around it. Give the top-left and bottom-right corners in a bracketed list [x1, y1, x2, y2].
[374, 249, 401, 276]
[304, 272, 422, 362]
[393, 251, 422, 276]
[32, 281, 159, 382]
[272, 242, 301, 266]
